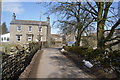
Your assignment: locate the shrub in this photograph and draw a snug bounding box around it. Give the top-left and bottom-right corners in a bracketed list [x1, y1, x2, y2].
[63, 46, 69, 51]
[108, 50, 120, 73]
[63, 46, 93, 58]
[91, 49, 120, 75]
[63, 45, 120, 77]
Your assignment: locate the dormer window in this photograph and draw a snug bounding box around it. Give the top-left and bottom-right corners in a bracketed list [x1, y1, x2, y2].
[28, 26, 32, 32]
[17, 26, 21, 31]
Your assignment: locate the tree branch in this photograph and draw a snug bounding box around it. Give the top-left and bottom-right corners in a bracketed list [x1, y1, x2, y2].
[105, 36, 120, 42]
[102, 2, 112, 25]
[81, 18, 95, 34]
[58, 20, 76, 26]
[80, 5, 98, 16]
[104, 19, 120, 42]
[106, 40, 120, 48]
[87, 2, 98, 14]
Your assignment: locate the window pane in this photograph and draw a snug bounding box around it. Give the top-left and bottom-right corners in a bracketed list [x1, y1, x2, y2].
[28, 35, 32, 41]
[7, 38, 9, 41]
[2, 38, 3, 41]
[4, 37, 6, 40]
[17, 26, 21, 31]
[28, 26, 32, 31]
[38, 27, 42, 32]
[37, 35, 42, 41]
[17, 35, 21, 41]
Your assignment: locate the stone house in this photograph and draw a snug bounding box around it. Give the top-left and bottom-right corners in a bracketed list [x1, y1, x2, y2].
[51, 34, 63, 47]
[10, 13, 51, 47]
[65, 34, 76, 46]
[64, 33, 83, 46]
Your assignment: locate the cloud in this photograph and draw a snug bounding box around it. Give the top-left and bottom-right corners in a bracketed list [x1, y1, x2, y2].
[2, 2, 24, 14]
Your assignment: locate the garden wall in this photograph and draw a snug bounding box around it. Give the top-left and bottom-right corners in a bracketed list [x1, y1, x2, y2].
[2, 42, 39, 79]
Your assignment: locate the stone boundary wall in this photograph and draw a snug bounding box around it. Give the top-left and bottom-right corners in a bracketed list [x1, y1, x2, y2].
[19, 50, 43, 78]
[1, 42, 39, 79]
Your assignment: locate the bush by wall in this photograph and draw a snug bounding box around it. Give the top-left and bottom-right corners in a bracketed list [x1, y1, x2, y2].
[63, 46, 120, 77]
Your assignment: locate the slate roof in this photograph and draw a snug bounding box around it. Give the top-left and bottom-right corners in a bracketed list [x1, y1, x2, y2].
[10, 20, 48, 26]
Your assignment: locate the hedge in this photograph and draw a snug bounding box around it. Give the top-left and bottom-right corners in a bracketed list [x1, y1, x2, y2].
[63, 46, 120, 77]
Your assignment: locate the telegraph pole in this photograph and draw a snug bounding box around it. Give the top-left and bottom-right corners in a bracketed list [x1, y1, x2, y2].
[38, 23, 41, 50]
[38, 11, 42, 50]
[0, 0, 1, 25]
[0, 1, 2, 80]
[0, 0, 2, 44]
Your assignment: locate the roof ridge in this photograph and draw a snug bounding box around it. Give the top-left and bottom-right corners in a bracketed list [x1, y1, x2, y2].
[10, 20, 48, 26]
[16, 20, 46, 22]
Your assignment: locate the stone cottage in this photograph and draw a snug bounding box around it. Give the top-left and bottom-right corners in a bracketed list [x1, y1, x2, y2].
[10, 13, 51, 47]
[51, 34, 63, 47]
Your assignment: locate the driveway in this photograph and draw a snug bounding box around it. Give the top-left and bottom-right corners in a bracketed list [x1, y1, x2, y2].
[28, 48, 95, 78]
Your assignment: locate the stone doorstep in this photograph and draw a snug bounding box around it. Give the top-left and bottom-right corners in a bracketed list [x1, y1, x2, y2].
[19, 50, 43, 79]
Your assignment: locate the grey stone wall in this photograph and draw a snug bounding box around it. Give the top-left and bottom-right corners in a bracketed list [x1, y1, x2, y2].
[10, 24, 48, 45]
[2, 42, 39, 79]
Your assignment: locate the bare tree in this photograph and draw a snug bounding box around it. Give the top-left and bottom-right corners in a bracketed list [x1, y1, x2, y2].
[45, 2, 95, 46]
[80, 2, 120, 50]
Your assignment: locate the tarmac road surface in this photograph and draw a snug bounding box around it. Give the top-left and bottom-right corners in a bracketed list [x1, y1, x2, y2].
[28, 48, 95, 78]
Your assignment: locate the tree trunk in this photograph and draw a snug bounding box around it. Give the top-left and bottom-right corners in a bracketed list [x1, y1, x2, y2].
[75, 29, 82, 46]
[97, 2, 105, 50]
[75, 35, 81, 46]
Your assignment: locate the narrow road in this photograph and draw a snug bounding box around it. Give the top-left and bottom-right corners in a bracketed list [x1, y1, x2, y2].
[29, 48, 94, 78]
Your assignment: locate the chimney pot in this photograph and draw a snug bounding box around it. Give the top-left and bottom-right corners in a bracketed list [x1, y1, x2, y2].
[12, 13, 16, 21]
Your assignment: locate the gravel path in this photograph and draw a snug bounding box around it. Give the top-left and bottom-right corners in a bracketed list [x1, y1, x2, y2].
[29, 48, 94, 78]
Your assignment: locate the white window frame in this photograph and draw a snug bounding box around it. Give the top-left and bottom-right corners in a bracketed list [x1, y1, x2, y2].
[41, 36, 42, 41]
[4, 37, 6, 41]
[1, 37, 3, 41]
[7, 37, 9, 41]
[28, 26, 32, 32]
[16, 35, 21, 41]
[27, 35, 32, 41]
[17, 26, 21, 31]
[38, 27, 42, 32]
[37, 35, 42, 41]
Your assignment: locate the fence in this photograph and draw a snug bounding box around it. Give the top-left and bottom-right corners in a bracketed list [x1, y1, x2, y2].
[1, 42, 39, 79]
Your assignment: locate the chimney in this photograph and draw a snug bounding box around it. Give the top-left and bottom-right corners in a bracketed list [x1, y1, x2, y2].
[12, 13, 16, 21]
[47, 16, 50, 23]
